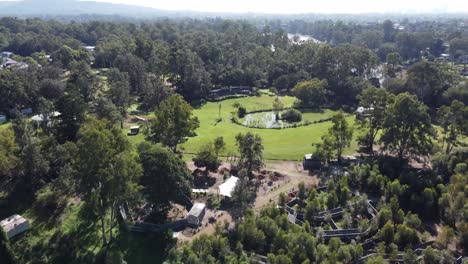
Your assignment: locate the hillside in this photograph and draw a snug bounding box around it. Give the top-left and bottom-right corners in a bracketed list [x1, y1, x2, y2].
[0, 0, 166, 17]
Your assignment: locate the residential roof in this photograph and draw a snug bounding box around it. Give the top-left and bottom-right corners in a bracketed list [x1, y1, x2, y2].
[219, 176, 239, 198]
[1, 214, 28, 234]
[304, 154, 313, 160]
[188, 203, 206, 217]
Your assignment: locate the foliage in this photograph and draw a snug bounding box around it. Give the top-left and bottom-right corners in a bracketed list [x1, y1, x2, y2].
[281, 109, 302, 122]
[437, 100, 467, 154]
[380, 93, 434, 163]
[321, 112, 353, 161]
[356, 86, 392, 152]
[75, 118, 142, 244]
[292, 79, 328, 108]
[235, 132, 264, 179]
[138, 142, 193, 214]
[193, 142, 221, 177]
[149, 94, 199, 152]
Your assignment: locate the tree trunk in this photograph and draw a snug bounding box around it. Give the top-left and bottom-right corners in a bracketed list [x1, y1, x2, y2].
[109, 204, 114, 242]
[101, 217, 107, 245]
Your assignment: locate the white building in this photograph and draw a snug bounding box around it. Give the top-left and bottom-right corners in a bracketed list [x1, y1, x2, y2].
[187, 203, 206, 227]
[1, 214, 30, 239]
[218, 176, 239, 198]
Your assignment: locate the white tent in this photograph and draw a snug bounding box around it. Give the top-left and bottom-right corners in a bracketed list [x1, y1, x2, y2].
[218, 176, 239, 198]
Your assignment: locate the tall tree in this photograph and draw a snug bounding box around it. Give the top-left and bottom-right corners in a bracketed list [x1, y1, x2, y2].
[322, 112, 353, 162]
[356, 87, 392, 152]
[138, 143, 192, 213]
[149, 95, 199, 152]
[75, 119, 141, 245]
[292, 79, 328, 108]
[235, 132, 264, 180]
[437, 100, 468, 154]
[107, 68, 130, 128]
[55, 93, 87, 142]
[406, 61, 454, 108]
[380, 93, 434, 163]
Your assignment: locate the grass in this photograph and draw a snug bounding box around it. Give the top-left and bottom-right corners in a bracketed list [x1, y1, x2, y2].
[179, 95, 357, 160]
[121, 94, 358, 160]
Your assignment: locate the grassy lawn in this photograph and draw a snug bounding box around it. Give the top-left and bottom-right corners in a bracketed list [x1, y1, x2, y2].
[179, 95, 358, 160]
[121, 94, 358, 160]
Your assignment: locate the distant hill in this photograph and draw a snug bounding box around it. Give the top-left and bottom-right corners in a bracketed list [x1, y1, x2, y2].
[0, 0, 168, 17]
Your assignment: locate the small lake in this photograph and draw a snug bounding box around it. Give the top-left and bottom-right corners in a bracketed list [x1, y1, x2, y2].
[242, 111, 285, 128]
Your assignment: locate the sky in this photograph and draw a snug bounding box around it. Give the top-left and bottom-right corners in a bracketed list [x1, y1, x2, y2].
[85, 0, 468, 14]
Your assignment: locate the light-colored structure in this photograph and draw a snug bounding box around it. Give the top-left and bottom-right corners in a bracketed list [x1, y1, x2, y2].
[128, 125, 140, 136]
[0, 115, 7, 124]
[218, 176, 239, 198]
[1, 214, 30, 239]
[31, 111, 61, 122]
[187, 203, 206, 227]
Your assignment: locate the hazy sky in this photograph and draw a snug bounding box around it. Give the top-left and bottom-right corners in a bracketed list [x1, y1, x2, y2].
[86, 0, 468, 14]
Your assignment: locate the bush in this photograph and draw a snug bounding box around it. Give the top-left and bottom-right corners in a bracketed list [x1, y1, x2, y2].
[237, 106, 247, 118]
[281, 109, 302, 122]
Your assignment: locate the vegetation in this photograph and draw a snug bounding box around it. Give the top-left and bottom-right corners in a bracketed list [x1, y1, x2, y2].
[0, 13, 467, 264]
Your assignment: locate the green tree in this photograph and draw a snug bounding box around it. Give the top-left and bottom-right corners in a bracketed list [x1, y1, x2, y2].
[235, 132, 264, 180]
[193, 142, 221, 177]
[75, 119, 141, 245]
[149, 94, 199, 152]
[322, 112, 353, 162]
[437, 100, 467, 154]
[213, 136, 225, 157]
[379, 221, 395, 245]
[107, 68, 130, 128]
[406, 61, 454, 108]
[0, 227, 16, 264]
[138, 143, 193, 214]
[356, 86, 392, 152]
[292, 79, 328, 108]
[0, 128, 19, 180]
[55, 92, 87, 142]
[380, 93, 434, 164]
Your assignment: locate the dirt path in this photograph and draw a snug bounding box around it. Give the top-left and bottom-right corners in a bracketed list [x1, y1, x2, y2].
[253, 161, 319, 211]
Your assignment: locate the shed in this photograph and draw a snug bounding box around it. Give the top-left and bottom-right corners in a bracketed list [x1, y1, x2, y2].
[1, 214, 30, 239]
[127, 125, 140, 136]
[218, 176, 239, 198]
[187, 203, 206, 227]
[303, 154, 321, 170]
[0, 115, 6, 124]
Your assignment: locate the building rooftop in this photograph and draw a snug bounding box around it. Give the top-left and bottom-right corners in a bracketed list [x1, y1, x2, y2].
[188, 203, 206, 217]
[219, 176, 239, 198]
[1, 214, 28, 234]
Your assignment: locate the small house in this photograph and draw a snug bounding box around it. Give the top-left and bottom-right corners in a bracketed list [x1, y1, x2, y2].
[1, 215, 30, 239]
[128, 125, 140, 136]
[187, 203, 206, 227]
[356, 107, 373, 120]
[0, 115, 7, 124]
[303, 154, 321, 170]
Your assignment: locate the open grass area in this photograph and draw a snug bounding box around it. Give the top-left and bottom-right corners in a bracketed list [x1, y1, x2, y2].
[180, 95, 358, 160]
[122, 93, 357, 160]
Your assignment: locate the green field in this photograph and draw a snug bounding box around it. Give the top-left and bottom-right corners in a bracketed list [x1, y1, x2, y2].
[179, 95, 358, 160]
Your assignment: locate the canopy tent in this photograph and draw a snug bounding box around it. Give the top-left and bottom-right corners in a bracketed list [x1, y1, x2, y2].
[218, 176, 239, 198]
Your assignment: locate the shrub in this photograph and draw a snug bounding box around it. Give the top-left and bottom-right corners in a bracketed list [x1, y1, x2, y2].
[281, 109, 302, 122]
[237, 106, 247, 118]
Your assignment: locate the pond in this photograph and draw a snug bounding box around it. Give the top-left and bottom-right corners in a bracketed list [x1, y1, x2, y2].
[240, 109, 338, 129]
[242, 111, 285, 128]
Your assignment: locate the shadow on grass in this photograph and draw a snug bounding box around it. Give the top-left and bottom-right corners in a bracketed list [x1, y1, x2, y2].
[116, 228, 176, 264]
